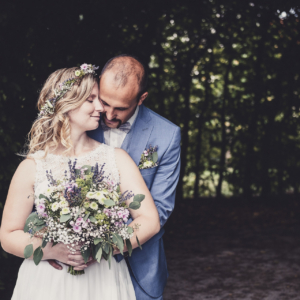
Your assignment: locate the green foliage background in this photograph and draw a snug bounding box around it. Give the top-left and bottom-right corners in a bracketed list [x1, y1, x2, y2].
[0, 0, 300, 207]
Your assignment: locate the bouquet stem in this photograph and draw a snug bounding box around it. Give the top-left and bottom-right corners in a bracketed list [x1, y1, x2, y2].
[68, 266, 85, 275]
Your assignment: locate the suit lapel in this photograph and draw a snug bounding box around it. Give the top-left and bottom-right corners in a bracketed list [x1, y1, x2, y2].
[121, 105, 153, 166]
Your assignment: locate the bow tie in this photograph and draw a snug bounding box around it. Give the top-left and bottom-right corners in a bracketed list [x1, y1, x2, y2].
[101, 119, 131, 134]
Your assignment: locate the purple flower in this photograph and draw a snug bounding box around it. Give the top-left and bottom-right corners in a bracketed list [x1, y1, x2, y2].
[82, 221, 88, 228]
[37, 204, 45, 213]
[73, 225, 82, 233]
[42, 212, 48, 218]
[76, 217, 84, 225]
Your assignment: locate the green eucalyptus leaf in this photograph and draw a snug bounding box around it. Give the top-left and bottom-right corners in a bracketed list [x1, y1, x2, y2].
[136, 236, 142, 250]
[60, 214, 71, 223]
[116, 185, 120, 193]
[127, 227, 134, 234]
[102, 242, 110, 254]
[112, 233, 124, 255]
[83, 212, 90, 221]
[126, 239, 133, 257]
[74, 207, 83, 220]
[33, 246, 43, 265]
[52, 241, 58, 247]
[129, 201, 141, 210]
[24, 212, 40, 233]
[24, 244, 33, 259]
[133, 194, 145, 203]
[94, 238, 102, 245]
[108, 247, 112, 269]
[89, 216, 97, 223]
[103, 199, 115, 207]
[95, 246, 102, 263]
[39, 194, 49, 201]
[152, 152, 158, 163]
[41, 239, 47, 248]
[81, 247, 91, 264]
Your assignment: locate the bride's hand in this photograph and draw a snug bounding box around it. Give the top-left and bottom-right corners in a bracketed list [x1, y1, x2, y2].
[44, 243, 87, 270]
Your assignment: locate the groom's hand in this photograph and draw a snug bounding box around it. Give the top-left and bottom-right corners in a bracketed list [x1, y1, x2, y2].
[48, 259, 63, 270]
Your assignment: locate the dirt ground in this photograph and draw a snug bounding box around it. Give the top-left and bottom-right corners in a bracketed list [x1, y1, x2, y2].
[163, 230, 300, 299]
[163, 198, 300, 300]
[1, 197, 300, 300]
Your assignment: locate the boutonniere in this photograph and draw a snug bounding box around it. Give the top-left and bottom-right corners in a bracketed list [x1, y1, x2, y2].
[138, 145, 158, 170]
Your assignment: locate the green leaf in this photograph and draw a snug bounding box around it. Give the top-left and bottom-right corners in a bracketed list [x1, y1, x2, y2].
[112, 233, 124, 255]
[116, 185, 120, 193]
[108, 247, 112, 269]
[74, 207, 83, 220]
[41, 239, 47, 248]
[81, 165, 92, 174]
[60, 214, 71, 223]
[103, 199, 115, 207]
[127, 227, 134, 234]
[129, 201, 141, 210]
[33, 219, 45, 226]
[95, 246, 102, 263]
[102, 242, 110, 254]
[94, 238, 102, 245]
[24, 212, 40, 233]
[89, 216, 97, 223]
[136, 236, 142, 250]
[39, 194, 49, 201]
[126, 239, 133, 256]
[33, 246, 43, 265]
[152, 152, 158, 163]
[24, 244, 33, 259]
[52, 241, 58, 247]
[83, 212, 90, 222]
[133, 194, 145, 203]
[81, 247, 91, 264]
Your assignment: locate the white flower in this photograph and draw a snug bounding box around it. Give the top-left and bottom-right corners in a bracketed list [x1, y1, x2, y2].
[143, 161, 153, 168]
[61, 207, 70, 215]
[59, 200, 68, 208]
[90, 202, 98, 210]
[51, 202, 59, 211]
[86, 192, 96, 199]
[45, 186, 55, 197]
[94, 190, 108, 205]
[111, 191, 119, 202]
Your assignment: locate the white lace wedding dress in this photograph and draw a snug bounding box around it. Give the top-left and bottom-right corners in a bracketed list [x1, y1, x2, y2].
[11, 144, 136, 300]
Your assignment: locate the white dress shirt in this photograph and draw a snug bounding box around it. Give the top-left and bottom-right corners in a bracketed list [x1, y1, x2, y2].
[103, 106, 139, 148]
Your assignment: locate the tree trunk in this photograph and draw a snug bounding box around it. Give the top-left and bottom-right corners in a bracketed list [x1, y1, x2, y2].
[216, 61, 231, 198]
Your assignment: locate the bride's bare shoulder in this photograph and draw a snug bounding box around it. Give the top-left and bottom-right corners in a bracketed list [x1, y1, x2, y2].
[114, 148, 136, 168]
[12, 158, 36, 184]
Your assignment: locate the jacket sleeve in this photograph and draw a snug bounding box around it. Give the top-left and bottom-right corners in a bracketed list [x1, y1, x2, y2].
[150, 126, 181, 227]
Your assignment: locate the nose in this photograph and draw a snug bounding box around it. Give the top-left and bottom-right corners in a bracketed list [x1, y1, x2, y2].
[94, 98, 104, 112]
[105, 108, 115, 120]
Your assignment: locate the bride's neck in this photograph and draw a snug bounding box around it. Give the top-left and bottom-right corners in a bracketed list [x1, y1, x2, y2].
[55, 131, 95, 156]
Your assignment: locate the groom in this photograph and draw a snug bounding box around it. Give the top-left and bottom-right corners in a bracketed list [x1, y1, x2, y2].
[93, 55, 181, 299]
[52, 55, 181, 299]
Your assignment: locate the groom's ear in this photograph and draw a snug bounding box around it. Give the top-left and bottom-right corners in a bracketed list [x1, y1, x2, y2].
[138, 92, 148, 106]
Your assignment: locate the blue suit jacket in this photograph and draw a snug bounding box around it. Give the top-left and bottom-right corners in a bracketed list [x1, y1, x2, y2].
[88, 104, 181, 298]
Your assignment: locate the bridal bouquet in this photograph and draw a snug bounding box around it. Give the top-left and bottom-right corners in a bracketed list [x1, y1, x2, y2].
[23, 160, 144, 275]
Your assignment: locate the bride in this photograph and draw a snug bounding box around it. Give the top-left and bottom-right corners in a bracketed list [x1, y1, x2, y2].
[0, 64, 160, 300]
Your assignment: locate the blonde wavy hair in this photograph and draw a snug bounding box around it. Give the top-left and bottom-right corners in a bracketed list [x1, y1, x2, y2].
[27, 67, 98, 157]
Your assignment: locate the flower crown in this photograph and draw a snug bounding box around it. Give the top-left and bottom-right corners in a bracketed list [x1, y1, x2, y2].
[38, 63, 99, 119]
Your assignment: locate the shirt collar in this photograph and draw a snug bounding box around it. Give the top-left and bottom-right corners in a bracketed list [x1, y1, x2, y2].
[127, 105, 139, 126]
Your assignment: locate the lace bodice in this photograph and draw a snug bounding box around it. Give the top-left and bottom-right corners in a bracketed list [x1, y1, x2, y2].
[30, 144, 119, 194]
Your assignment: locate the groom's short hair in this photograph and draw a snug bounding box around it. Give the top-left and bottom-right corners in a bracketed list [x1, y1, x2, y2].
[100, 54, 148, 100]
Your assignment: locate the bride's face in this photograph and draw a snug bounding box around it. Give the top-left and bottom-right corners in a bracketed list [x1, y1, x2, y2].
[68, 83, 103, 132]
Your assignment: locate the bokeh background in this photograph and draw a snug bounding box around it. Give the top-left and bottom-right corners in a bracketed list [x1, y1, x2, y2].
[1, 0, 300, 299]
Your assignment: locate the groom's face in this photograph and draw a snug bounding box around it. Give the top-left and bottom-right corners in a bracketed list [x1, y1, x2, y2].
[99, 71, 147, 129]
